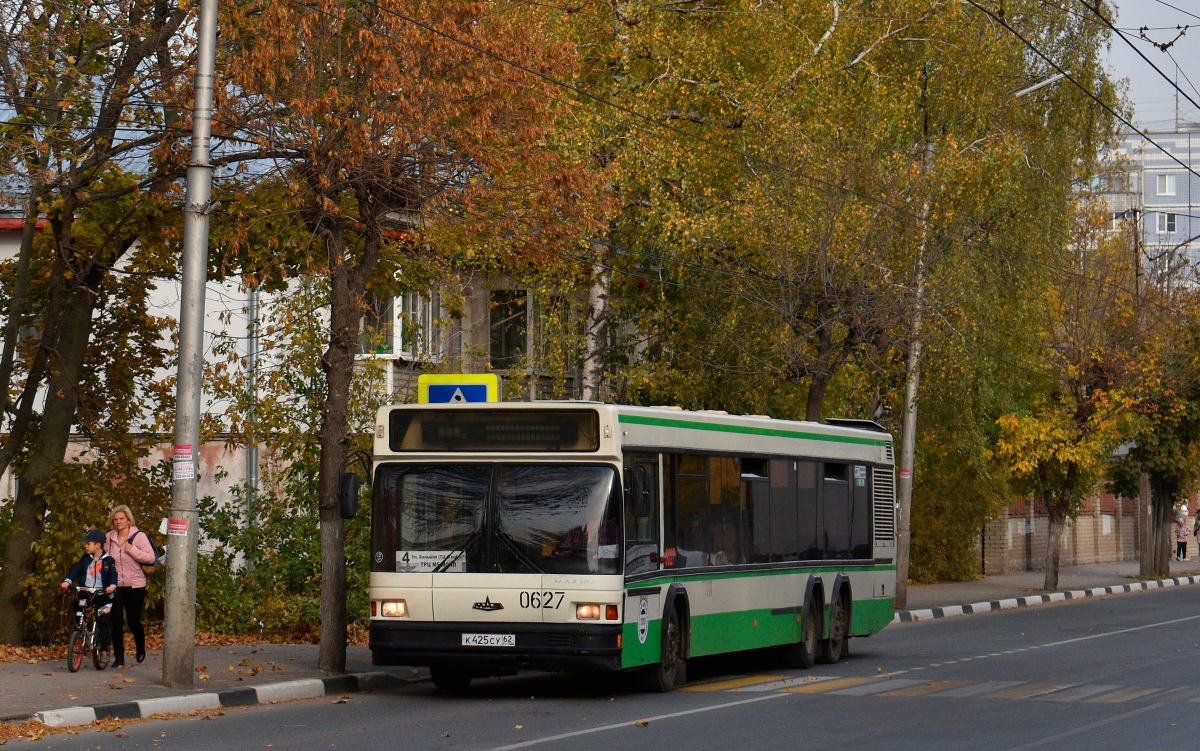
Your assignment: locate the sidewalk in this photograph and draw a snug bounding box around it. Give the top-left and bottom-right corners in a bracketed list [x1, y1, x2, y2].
[0, 642, 420, 722]
[905, 559, 1200, 611]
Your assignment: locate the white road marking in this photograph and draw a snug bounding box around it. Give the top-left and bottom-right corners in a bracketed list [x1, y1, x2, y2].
[1036, 613, 1200, 649]
[485, 693, 790, 750]
[1001, 703, 1160, 751]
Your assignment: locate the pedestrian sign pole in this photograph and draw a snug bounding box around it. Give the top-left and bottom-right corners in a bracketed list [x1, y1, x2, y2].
[417, 373, 500, 404]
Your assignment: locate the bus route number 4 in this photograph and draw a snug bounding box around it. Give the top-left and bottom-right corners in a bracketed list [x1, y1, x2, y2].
[520, 591, 565, 609]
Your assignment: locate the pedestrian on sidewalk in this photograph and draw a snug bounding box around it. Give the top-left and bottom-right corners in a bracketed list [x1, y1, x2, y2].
[106, 505, 154, 668]
[60, 529, 116, 661]
[1193, 514, 1200, 560]
[1176, 516, 1191, 561]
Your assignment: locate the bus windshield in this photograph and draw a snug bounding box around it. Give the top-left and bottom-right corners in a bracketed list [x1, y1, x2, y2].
[373, 464, 621, 575]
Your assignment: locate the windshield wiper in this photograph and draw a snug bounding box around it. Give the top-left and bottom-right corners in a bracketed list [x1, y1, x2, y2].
[432, 528, 481, 573]
[495, 529, 545, 574]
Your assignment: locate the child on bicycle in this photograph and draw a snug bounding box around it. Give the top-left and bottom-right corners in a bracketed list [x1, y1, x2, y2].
[60, 529, 117, 660]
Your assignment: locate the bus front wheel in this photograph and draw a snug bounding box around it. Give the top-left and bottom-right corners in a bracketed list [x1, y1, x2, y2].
[644, 608, 685, 692]
[430, 666, 473, 694]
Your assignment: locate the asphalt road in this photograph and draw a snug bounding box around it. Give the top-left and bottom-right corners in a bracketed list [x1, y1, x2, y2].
[23, 585, 1200, 751]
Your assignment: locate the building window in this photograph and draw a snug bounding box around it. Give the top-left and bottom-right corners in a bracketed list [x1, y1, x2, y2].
[1157, 174, 1176, 196]
[1157, 212, 1177, 234]
[398, 292, 443, 361]
[1110, 211, 1127, 231]
[489, 290, 527, 369]
[358, 295, 394, 354]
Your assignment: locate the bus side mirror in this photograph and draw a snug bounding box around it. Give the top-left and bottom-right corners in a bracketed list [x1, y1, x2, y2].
[340, 473, 360, 520]
[630, 465, 652, 517]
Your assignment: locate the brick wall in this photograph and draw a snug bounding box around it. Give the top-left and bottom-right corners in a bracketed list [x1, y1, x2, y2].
[979, 490, 1174, 574]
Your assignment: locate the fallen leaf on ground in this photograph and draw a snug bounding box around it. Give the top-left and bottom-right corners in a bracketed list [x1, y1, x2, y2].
[196, 666, 207, 672]
[515, 725, 523, 730]
[124, 679, 136, 683]
[442, 731, 450, 737]
[109, 684, 122, 690]
[117, 733, 129, 738]
[636, 720, 649, 727]
[198, 674, 210, 680]
[331, 697, 347, 704]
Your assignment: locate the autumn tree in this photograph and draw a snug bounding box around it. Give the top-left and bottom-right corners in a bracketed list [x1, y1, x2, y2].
[993, 202, 1135, 589]
[223, 0, 597, 672]
[0, 0, 192, 642]
[1110, 289, 1200, 579]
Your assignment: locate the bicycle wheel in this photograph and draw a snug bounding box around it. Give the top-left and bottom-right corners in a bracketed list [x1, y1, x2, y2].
[92, 627, 109, 671]
[67, 628, 85, 673]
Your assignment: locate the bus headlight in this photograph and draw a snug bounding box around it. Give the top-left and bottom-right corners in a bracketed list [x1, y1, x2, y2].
[576, 604, 601, 620]
[381, 600, 408, 618]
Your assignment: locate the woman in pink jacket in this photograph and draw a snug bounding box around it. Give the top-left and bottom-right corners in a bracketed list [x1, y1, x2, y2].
[106, 505, 155, 667]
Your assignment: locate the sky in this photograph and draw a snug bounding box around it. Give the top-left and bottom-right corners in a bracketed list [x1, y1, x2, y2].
[1109, 0, 1200, 131]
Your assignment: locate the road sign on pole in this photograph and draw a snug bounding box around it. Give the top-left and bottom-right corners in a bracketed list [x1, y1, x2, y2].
[418, 373, 500, 404]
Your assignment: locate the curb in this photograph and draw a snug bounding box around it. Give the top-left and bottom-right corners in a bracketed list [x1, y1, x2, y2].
[32, 671, 407, 728]
[893, 574, 1200, 624]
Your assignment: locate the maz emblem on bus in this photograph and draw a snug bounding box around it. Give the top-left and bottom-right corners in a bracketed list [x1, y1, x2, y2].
[472, 597, 504, 612]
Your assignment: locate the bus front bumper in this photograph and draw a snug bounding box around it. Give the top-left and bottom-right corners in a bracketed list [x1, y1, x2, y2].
[370, 621, 624, 673]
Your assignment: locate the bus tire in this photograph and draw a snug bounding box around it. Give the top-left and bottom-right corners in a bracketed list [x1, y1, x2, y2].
[430, 666, 473, 694]
[644, 607, 685, 692]
[819, 588, 850, 664]
[781, 599, 820, 669]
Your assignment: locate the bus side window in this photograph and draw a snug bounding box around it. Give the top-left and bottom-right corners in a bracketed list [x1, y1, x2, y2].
[663, 454, 678, 567]
[709, 456, 740, 566]
[797, 461, 819, 560]
[768, 459, 798, 562]
[850, 465, 871, 559]
[624, 455, 660, 575]
[822, 463, 851, 559]
[744, 459, 770, 564]
[675, 455, 709, 568]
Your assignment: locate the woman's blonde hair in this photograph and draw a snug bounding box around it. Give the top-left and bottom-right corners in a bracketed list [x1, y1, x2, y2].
[108, 504, 136, 528]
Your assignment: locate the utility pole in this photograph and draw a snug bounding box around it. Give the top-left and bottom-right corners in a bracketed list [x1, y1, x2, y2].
[162, 0, 218, 689]
[246, 286, 258, 542]
[894, 139, 935, 611]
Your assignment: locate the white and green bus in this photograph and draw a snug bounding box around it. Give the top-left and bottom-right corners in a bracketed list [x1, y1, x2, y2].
[368, 402, 897, 692]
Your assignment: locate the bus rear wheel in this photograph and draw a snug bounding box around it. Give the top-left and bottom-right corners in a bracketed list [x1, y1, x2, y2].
[430, 666, 473, 694]
[781, 599, 819, 669]
[819, 590, 849, 664]
[644, 608, 685, 692]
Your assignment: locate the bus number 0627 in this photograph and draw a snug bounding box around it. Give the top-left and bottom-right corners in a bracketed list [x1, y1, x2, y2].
[520, 591, 565, 609]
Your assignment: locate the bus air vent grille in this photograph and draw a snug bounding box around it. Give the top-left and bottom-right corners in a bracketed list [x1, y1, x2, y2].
[885, 441, 894, 462]
[872, 466, 896, 541]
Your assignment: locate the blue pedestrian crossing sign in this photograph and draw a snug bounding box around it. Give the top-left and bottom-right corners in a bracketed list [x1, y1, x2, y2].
[417, 373, 501, 404]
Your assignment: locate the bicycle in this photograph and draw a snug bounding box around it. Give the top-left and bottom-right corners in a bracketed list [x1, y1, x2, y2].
[67, 586, 110, 673]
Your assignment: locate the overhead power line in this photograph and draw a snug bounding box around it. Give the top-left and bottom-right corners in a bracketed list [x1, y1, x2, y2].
[1073, 0, 1200, 115]
[1150, 0, 1200, 23]
[963, 0, 1200, 182]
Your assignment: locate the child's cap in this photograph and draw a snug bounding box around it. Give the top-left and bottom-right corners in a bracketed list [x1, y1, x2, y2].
[80, 529, 106, 545]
